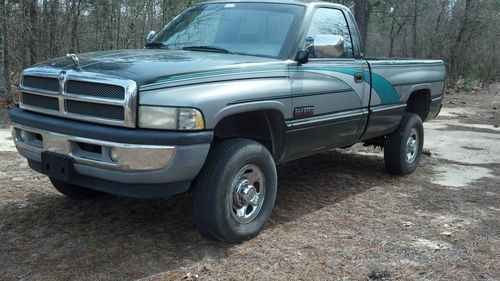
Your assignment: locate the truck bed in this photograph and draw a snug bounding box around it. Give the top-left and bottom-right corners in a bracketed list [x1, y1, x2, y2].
[359, 58, 446, 141]
[366, 59, 446, 101]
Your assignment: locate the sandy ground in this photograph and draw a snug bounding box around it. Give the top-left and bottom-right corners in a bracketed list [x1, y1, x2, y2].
[0, 88, 499, 281]
[0, 128, 15, 152]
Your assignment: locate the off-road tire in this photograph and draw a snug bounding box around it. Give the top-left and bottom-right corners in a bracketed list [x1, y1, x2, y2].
[50, 177, 105, 199]
[193, 138, 277, 243]
[384, 113, 424, 175]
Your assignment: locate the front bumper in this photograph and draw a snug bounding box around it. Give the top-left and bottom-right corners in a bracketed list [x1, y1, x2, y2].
[10, 106, 213, 198]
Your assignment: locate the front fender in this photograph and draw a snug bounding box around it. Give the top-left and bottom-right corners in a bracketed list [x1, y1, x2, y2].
[212, 101, 289, 127]
[139, 78, 293, 129]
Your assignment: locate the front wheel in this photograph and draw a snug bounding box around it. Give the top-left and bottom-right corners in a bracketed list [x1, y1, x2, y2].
[193, 139, 277, 243]
[384, 113, 424, 175]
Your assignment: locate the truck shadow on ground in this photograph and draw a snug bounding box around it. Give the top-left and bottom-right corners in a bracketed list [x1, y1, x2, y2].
[1, 150, 393, 279]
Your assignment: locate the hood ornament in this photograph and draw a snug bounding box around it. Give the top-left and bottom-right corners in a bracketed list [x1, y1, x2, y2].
[66, 53, 81, 71]
[59, 71, 66, 81]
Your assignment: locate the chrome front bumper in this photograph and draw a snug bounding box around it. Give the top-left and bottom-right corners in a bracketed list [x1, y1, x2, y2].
[9, 107, 213, 197]
[12, 124, 175, 171]
[11, 123, 211, 188]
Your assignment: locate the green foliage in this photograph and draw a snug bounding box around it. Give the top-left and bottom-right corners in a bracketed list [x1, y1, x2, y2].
[455, 78, 476, 92]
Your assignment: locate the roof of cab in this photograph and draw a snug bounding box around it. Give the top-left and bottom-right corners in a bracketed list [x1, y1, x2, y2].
[199, 0, 344, 7]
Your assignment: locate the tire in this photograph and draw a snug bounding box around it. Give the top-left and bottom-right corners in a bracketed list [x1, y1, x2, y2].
[384, 113, 424, 175]
[193, 138, 277, 243]
[49, 177, 105, 199]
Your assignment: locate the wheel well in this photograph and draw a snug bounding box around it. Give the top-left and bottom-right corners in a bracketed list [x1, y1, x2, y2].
[214, 110, 286, 162]
[406, 90, 431, 121]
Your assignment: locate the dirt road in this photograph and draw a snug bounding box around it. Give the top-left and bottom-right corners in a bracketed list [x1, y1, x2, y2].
[0, 88, 499, 281]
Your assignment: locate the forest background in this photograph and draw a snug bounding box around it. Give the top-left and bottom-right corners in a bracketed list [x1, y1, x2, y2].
[0, 0, 498, 101]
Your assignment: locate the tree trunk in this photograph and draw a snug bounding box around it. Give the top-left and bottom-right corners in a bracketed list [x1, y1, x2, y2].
[389, 19, 396, 57]
[353, 0, 371, 48]
[0, 0, 6, 97]
[4, 0, 9, 93]
[70, 0, 82, 53]
[29, 0, 38, 64]
[450, 0, 473, 80]
[48, 0, 58, 57]
[412, 0, 418, 58]
[95, 1, 100, 50]
[40, 0, 48, 60]
[21, 0, 32, 68]
[101, 1, 112, 50]
[116, 2, 121, 49]
[428, 0, 447, 58]
[162, 0, 168, 25]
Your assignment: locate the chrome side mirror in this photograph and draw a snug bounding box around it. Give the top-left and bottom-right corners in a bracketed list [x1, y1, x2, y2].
[313, 35, 345, 58]
[146, 31, 157, 43]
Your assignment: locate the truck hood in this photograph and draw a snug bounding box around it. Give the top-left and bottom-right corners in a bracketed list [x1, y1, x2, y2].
[31, 49, 280, 87]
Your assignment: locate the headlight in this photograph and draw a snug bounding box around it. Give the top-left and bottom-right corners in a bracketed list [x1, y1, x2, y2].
[139, 106, 205, 130]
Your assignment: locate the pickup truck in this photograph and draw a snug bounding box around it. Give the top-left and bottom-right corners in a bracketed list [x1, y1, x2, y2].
[10, 0, 445, 243]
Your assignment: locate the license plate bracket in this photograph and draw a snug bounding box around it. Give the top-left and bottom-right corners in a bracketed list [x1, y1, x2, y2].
[41, 151, 75, 181]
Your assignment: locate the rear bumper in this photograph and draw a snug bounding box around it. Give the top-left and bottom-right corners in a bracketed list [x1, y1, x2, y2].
[10, 107, 213, 198]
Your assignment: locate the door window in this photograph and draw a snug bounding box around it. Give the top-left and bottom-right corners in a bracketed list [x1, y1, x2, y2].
[306, 8, 353, 58]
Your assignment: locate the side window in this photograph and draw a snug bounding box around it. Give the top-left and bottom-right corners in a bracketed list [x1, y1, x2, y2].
[306, 8, 353, 58]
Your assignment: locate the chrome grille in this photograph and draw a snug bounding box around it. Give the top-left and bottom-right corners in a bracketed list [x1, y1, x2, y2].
[66, 80, 125, 100]
[22, 76, 59, 92]
[19, 69, 137, 127]
[21, 92, 60, 111]
[66, 100, 124, 120]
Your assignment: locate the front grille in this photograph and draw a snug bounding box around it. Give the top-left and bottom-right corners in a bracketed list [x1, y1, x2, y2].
[22, 92, 59, 111]
[66, 100, 124, 120]
[19, 72, 136, 127]
[22, 76, 59, 92]
[66, 80, 125, 100]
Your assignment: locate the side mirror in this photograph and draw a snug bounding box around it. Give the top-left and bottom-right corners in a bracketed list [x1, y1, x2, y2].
[313, 35, 345, 58]
[146, 31, 157, 43]
[296, 49, 310, 64]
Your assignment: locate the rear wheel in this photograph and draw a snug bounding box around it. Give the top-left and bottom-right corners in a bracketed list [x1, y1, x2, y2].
[193, 138, 277, 243]
[384, 113, 424, 175]
[49, 177, 105, 199]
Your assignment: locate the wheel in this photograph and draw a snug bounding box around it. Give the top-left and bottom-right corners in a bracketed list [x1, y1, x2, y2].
[49, 177, 105, 199]
[384, 113, 424, 175]
[193, 138, 277, 243]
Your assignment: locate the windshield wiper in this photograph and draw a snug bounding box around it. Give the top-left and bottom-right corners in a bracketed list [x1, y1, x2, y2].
[182, 45, 233, 54]
[145, 42, 169, 49]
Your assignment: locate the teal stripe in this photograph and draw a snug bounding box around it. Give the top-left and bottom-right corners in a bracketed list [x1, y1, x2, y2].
[153, 66, 400, 105]
[155, 67, 287, 84]
[301, 67, 400, 104]
[370, 73, 400, 104]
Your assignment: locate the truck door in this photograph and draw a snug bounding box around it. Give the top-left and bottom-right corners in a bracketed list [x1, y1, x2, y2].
[285, 7, 370, 161]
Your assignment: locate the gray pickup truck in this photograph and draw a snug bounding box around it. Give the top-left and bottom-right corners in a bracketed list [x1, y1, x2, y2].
[10, 0, 445, 242]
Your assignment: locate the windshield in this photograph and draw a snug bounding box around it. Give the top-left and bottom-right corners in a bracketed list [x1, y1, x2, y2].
[149, 3, 305, 58]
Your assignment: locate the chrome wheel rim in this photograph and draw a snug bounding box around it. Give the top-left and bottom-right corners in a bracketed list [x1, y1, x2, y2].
[405, 128, 419, 164]
[230, 164, 265, 224]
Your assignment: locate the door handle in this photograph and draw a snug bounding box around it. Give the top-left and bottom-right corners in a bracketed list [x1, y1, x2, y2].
[354, 72, 364, 83]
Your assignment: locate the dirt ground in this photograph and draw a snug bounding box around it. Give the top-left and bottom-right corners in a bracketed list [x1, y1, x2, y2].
[0, 85, 499, 281]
